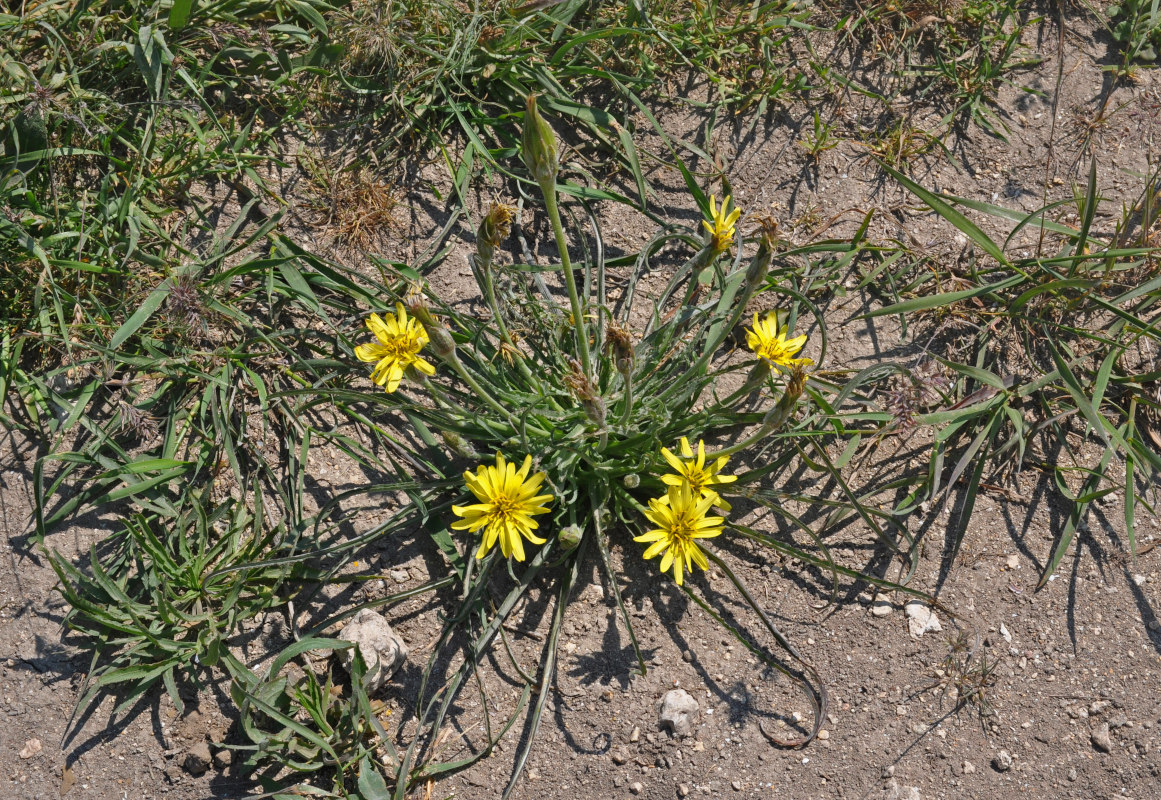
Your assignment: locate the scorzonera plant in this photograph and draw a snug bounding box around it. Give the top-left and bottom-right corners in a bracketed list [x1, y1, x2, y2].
[351, 95, 829, 797]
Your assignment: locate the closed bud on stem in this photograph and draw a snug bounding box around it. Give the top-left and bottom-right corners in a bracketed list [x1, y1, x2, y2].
[441, 430, 480, 459]
[405, 298, 457, 359]
[521, 94, 558, 184]
[426, 324, 457, 360]
[558, 524, 584, 550]
[622, 473, 640, 489]
[740, 358, 772, 394]
[760, 364, 808, 432]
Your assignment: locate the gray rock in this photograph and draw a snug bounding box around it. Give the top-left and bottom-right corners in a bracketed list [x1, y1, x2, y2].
[629, 782, 644, 795]
[1067, 767, 1078, 781]
[337, 609, 409, 693]
[905, 602, 942, 638]
[212, 749, 232, 769]
[732, 780, 743, 791]
[612, 749, 629, 765]
[871, 598, 894, 617]
[991, 750, 1013, 772]
[182, 742, 212, 776]
[678, 785, 691, 797]
[1090, 700, 1112, 716]
[1092, 722, 1112, 753]
[389, 568, 410, 584]
[629, 726, 640, 743]
[658, 689, 700, 738]
[884, 778, 920, 800]
[961, 760, 975, 775]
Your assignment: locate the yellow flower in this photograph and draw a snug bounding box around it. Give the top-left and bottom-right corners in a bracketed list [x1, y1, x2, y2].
[355, 303, 437, 393]
[659, 437, 737, 512]
[635, 483, 724, 586]
[452, 453, 554, 561]
[702, 195, 741, 253]
[745, 311, 813, 369]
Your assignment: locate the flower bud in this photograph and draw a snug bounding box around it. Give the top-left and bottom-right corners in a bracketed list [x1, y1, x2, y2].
[622, 473, 640, 489]
[558, 524, 584, 550]
[760, 364, 808, 432]
[441, 430, 480, 459]
[521, 94, 558, 184]
[425, 323, 457, 360]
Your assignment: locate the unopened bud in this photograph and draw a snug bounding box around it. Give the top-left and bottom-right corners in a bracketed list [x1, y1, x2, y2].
[442, 430, 480, 459]
[521, 94, 558, 184]
[760, 364, 808, 432]
[421, 320, 457, 359]
[746, 235, 773, 289]
[622, 473, 640, 489]
[559, 524, 583, 550]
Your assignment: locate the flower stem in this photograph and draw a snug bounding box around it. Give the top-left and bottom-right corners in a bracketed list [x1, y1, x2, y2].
[618, 371, 634, 427]
[445, 352, 520, 427]
[541, 181, 592, 378]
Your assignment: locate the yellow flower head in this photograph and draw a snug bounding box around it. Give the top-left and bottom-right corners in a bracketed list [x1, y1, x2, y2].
[355, 303, 437, 393]
[635, 483, 725, 586]
[746, 311, 813, 370]
[702, 195, 741, 253]
[452, 453, 554, 562]
[660, 437, 737, 512]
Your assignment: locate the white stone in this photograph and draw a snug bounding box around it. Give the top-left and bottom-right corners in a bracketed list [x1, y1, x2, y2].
[337, 608, 409, 693]
[905, 602, 942, 638]
[658, 689, 700, 737]
[1000, 622, 1012, 642]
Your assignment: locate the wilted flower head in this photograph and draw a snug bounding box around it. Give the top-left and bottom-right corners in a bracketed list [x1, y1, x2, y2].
[477, 203, 514, 264]
[604, 322, 634, 376]
[703, 195, 741, 253]
[564, 357, 606, 427]
[355, 303, 437, 393]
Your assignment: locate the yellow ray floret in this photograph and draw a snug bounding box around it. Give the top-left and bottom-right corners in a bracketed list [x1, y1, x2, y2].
[452, 453, 553, 562]
[635, 483, 725, 586]
[745, 311, 813, 369]
[355, 303, 437, 393]
[659, 437, 737, 512]
[702, 194, 741, 253]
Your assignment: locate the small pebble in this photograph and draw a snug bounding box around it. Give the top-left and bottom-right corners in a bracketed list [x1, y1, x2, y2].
[1068, 767, 1078, 781]
[629, 782, 643, 795]
[817, 729, 829, 740]
[629, 726, 640, 743]
[961, 760, 975, 775]
[732, 780, 742, 791]
[678, 785, 691, 798]
[991, 750, 1013, 772]
[1092, 722, 1112, 753]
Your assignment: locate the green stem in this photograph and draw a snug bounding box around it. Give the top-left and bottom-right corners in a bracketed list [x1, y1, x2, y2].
[658, 268, 759, 405]
[541, 182, 592, 378]
[618, 371, 634, 427]
[445, 352, 521, 429]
